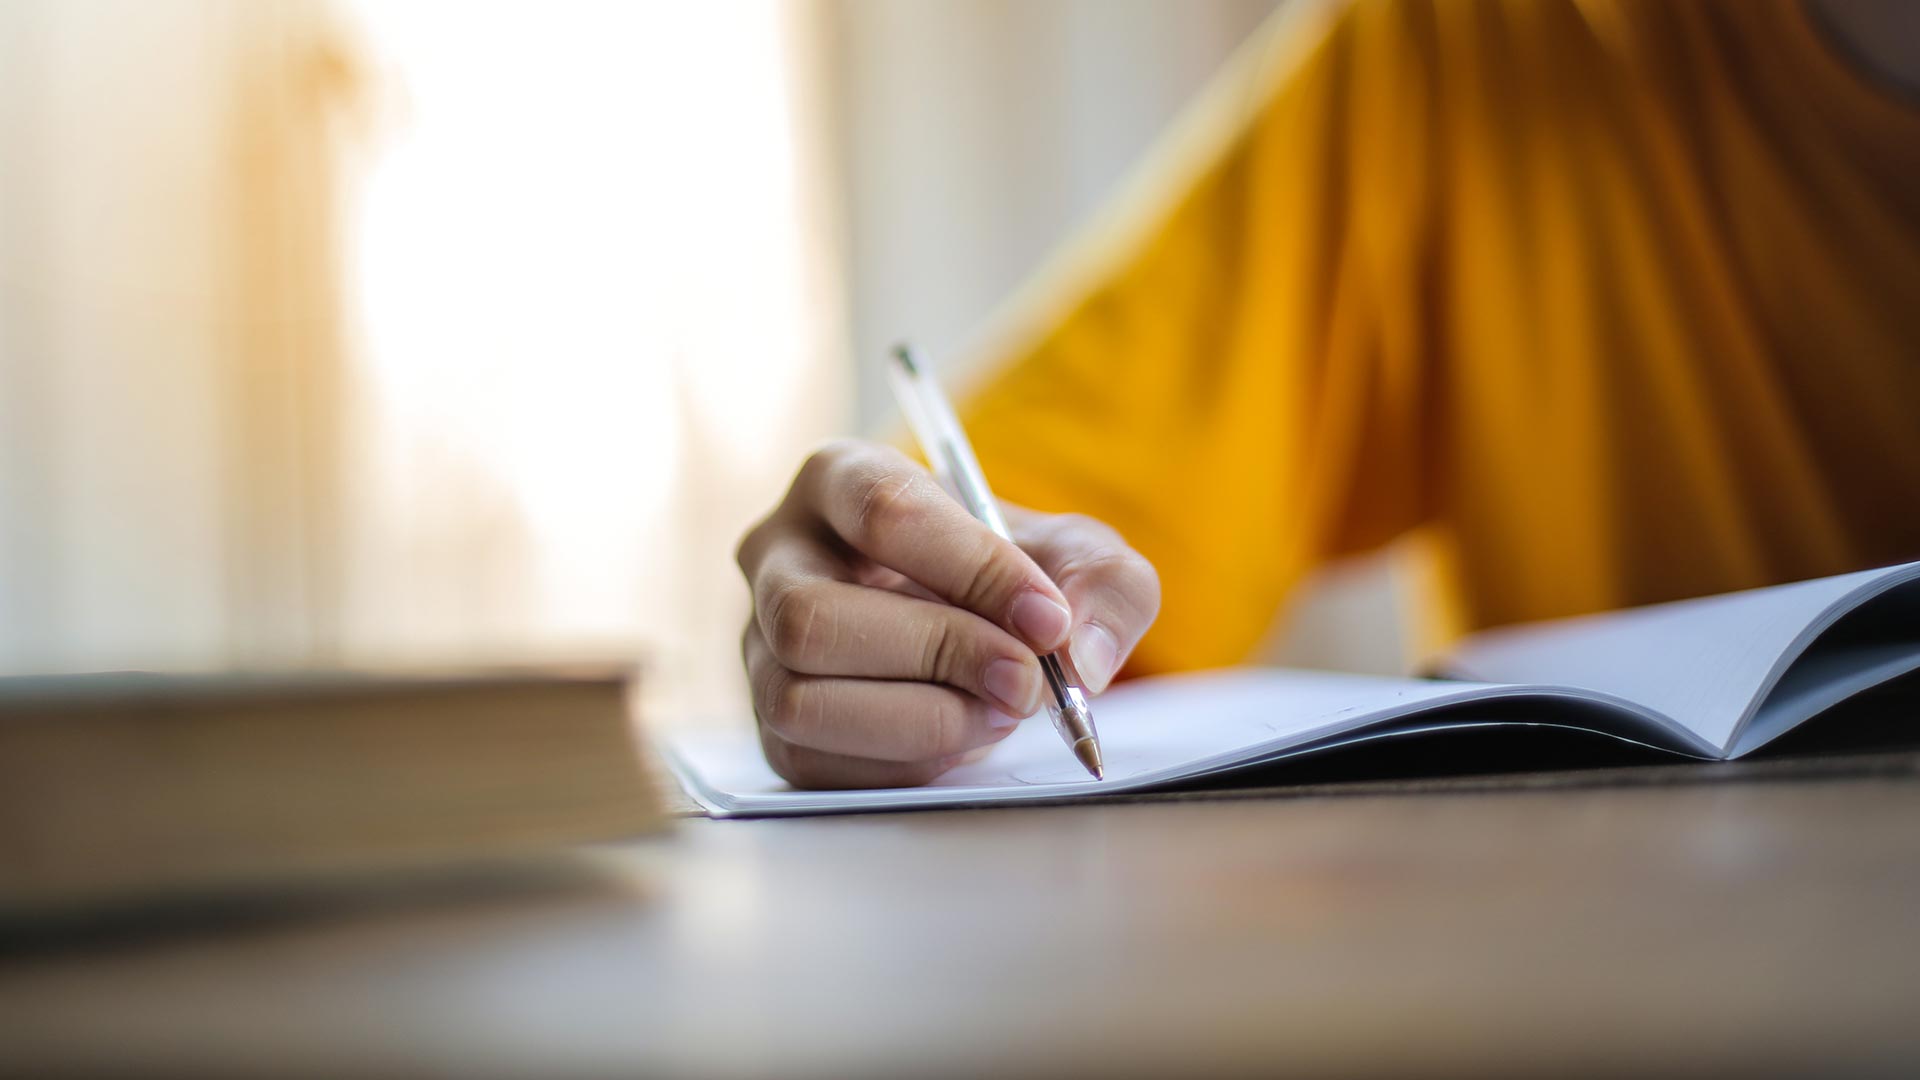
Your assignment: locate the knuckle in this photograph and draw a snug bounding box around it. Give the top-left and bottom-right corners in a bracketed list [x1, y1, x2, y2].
[1066, 547, 1161, 618]
[760, 580, 830, 665]
[916, 614, 966, 686]
[1102, 549, 1161, 607]
[935, 695, 988, 757]
[1058, 548, 1132, 583]
[799, 440, 864, 513]
[756, 665, 811, 741]
[741, 621, 774, 685]
[747, 443, 853, 573]
[1135, 556, 1163, 617]
[1109, 549, 1163, 617]
[915, 690, 980, 760]
[957, 537, 1030, 614]
[898, 711, 947, 762]
[848, 466, 927, 547]
[734, 514, 776, 576]
[798, 439, 860, 486]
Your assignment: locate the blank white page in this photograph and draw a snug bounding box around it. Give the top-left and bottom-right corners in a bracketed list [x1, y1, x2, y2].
[666, 669, 1503, 817]
[1443, 562, 1920, 753]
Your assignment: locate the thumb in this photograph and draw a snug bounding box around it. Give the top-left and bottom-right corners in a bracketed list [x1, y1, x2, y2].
[1005, 506, 1161, 694]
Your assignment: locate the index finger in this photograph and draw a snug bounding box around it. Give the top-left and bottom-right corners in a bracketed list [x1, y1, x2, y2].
[797, 441, 1074, 653]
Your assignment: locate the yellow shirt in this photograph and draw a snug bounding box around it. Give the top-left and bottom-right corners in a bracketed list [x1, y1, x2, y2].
[959, 0, 1920, 676]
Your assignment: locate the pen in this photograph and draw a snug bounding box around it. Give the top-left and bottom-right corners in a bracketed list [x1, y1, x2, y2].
[886, 343, 1105, 780]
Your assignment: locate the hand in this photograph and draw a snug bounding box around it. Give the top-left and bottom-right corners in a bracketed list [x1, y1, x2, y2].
[736, 440, 1160, 789]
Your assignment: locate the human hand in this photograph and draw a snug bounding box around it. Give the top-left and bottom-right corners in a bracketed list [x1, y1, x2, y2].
[735, 440, 1160, 788]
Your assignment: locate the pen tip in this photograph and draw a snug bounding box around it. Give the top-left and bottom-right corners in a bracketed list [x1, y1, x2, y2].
[1074, 737, 1104, 781]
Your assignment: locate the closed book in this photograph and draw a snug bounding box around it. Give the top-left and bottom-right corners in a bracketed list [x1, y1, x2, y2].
[0, 667, 667, 913]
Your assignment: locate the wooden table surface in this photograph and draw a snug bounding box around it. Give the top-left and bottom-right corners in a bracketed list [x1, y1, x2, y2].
[5, 753, 1920, 1077]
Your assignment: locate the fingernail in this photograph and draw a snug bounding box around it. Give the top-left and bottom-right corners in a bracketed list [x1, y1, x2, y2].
[1070, 622, 1120, 694]
[983, 657, 1041, 718]
[1010, 589, 1072, 648]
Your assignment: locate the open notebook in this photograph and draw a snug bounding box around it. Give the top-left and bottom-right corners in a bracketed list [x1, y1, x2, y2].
[668, 560, 1920, 817]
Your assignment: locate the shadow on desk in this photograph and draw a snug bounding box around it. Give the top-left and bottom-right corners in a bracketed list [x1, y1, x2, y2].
[0, 850, 654, 961]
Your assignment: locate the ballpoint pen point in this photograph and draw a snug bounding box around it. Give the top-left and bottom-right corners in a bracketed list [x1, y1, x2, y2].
[1074, 737, 1104, 781]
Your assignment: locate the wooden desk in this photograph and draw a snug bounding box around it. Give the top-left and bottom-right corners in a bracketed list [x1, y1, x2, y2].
[5, 754, 1920, 1077]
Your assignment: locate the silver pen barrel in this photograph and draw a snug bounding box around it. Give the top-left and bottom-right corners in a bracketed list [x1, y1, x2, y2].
[887, 343, 1106, 780]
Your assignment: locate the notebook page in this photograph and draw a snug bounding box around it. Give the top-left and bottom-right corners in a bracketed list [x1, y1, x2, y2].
[1727, 576, 1920, 756]
[666, 669, 1499, 817]
[1729, 641, 1920, 757]
[1443, 562, 1920, 753]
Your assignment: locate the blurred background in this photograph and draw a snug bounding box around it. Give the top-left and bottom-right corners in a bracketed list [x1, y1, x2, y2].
[0, 0, 1405, 722]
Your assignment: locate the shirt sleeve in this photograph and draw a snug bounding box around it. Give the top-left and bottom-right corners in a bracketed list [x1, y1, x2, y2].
[956, 0, 1441, 675]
